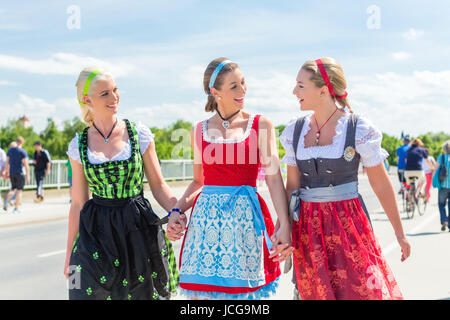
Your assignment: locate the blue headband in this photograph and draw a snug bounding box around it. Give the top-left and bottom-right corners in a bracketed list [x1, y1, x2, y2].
[208, 60, 232, 96]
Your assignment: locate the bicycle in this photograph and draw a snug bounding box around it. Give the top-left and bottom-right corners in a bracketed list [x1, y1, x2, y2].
[398, 181, 408, 213]
[405, 176, 427, 218]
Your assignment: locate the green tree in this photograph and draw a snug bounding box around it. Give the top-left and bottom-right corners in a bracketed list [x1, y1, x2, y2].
[275, 124, 286, 160]
[0, 119, 40, 156]
[381, 133, 402, 165]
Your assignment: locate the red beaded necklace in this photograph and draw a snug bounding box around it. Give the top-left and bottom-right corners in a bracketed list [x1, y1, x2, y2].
[313, 107, 339, 146]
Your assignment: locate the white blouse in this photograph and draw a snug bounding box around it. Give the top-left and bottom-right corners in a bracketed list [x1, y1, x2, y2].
[279, 111, 389, 168]
[67, 122, 155, 165]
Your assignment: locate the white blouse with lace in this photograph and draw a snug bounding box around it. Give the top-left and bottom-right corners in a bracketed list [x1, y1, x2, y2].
[279, 111, 388, 168]
[67, 122, 155, 165]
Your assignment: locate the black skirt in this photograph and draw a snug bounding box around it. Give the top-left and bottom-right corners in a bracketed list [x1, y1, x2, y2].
[68, 192, 178, 300]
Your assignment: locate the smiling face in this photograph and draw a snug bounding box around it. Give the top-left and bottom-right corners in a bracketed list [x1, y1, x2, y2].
[84, 77, 120, 117]
[212, 68, 247, 110]
[292, 68, 324, 111]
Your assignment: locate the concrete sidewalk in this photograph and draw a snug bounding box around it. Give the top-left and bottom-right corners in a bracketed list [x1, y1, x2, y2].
[0, 180, 192, 228]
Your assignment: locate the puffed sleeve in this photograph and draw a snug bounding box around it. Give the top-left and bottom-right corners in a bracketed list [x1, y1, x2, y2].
[355, 116, 389, 167]
[279, 119, 298, 166]
[66, 134, 82, 164]
[136, 122, 155, 155]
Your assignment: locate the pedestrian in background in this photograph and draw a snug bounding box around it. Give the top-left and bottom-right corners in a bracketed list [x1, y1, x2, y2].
[423, 148, 436, 203]
[0, 143, 6, 177]
[3, 137, 30, 213]
[4, 142, 18, 206]
[32, 141, 52, 203]
[435, 140, 450, 231]
[0, 144, 7, 205]
[396, 135, 410, 192]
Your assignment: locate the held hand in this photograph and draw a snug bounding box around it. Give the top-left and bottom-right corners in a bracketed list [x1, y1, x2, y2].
[269, 224, 294, 263]
[166, 212, 187, 241]
[396, 235, 411, 262]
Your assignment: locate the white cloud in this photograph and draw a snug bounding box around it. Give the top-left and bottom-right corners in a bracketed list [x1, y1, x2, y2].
[0, 53, 135, 77]
[121, 68, 450, 138]
[128, 101, 206, 128]
[0, 80, 18, 86]
[179, 65, 205, 90]
[402, 28, 424, 41]
[0, 94, 79, 132]
[349, 70, 450, 136]
[392, 52, 412, 61]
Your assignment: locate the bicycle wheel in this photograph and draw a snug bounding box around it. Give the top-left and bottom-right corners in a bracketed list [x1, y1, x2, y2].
[405, 196, 414, 219]
[417, 196, 427, 216]
[401, 190, 406, 212]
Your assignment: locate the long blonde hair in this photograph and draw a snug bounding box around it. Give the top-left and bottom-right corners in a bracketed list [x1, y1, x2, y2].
[75, 67, 113, 126]
[301, 57, 353, 113]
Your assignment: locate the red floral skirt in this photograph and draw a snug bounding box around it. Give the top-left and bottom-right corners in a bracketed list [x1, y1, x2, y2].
[292, 198, 403, 300]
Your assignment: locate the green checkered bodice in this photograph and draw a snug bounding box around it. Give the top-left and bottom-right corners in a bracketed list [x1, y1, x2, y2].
[78, 119, 144, 199]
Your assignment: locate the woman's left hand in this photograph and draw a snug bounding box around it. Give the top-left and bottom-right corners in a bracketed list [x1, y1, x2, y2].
[396, 234, 411, 262]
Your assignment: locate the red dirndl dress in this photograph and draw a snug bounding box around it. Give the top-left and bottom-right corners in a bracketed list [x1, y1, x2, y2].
[178, 114, 280, 299]
[293, 199, 403, 300]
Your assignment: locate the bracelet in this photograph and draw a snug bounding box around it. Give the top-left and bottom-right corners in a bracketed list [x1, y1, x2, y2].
[168, 208, 182, 217]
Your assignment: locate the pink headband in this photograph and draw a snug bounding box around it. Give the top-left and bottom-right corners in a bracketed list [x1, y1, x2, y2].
[315, 59, 348, 99]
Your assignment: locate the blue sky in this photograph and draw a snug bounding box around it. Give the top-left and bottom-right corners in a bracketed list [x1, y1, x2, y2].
[0, 0, 449, 136]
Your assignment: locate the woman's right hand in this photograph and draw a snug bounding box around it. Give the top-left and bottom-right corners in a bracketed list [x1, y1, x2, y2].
[63, 253, 70, 279]
[166, 212, 187, 241]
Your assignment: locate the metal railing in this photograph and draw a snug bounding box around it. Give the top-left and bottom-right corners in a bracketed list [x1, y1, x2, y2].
[0, 159, 194, 191]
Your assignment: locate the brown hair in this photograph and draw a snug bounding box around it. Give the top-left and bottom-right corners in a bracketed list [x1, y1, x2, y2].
[301, 57, 353, 113]
[16, 136, 24, 145]
[410, 138, 424, 148]
[203, 58, 239, 112]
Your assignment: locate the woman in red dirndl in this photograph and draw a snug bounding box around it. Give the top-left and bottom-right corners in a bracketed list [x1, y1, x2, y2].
[166, 58, 293, 299]
[279, 58, 411, 300]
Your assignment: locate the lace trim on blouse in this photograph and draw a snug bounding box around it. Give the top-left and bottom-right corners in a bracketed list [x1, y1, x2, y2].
[67, 121, 154, 165]
[279, 112, 388, 168]
[202, 114, 256, 144]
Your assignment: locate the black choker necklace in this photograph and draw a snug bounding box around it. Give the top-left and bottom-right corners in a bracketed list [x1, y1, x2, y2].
[92, 118, 118, 143]
[216, 109, 241, 129]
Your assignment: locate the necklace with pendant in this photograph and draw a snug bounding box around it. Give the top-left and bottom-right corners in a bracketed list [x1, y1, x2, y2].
[92, 118, 118, 143]
[216, 108, 241, 129]
[313, 107, 338, 146]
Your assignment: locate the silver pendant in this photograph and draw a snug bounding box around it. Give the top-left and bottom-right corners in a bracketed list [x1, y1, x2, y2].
[222, 121, 230, 129]
[104, 138, 109, 143]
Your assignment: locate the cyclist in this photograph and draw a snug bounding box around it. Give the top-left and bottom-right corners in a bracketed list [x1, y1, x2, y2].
[396, 135, 410, 193]
[404, 138, 433, 199]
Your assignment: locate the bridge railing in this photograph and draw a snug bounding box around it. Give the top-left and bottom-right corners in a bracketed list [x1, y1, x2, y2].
[0, 159, 194, 191]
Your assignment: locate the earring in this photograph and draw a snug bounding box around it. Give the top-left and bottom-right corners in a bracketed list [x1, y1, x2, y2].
[217, 96, 221, 100]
